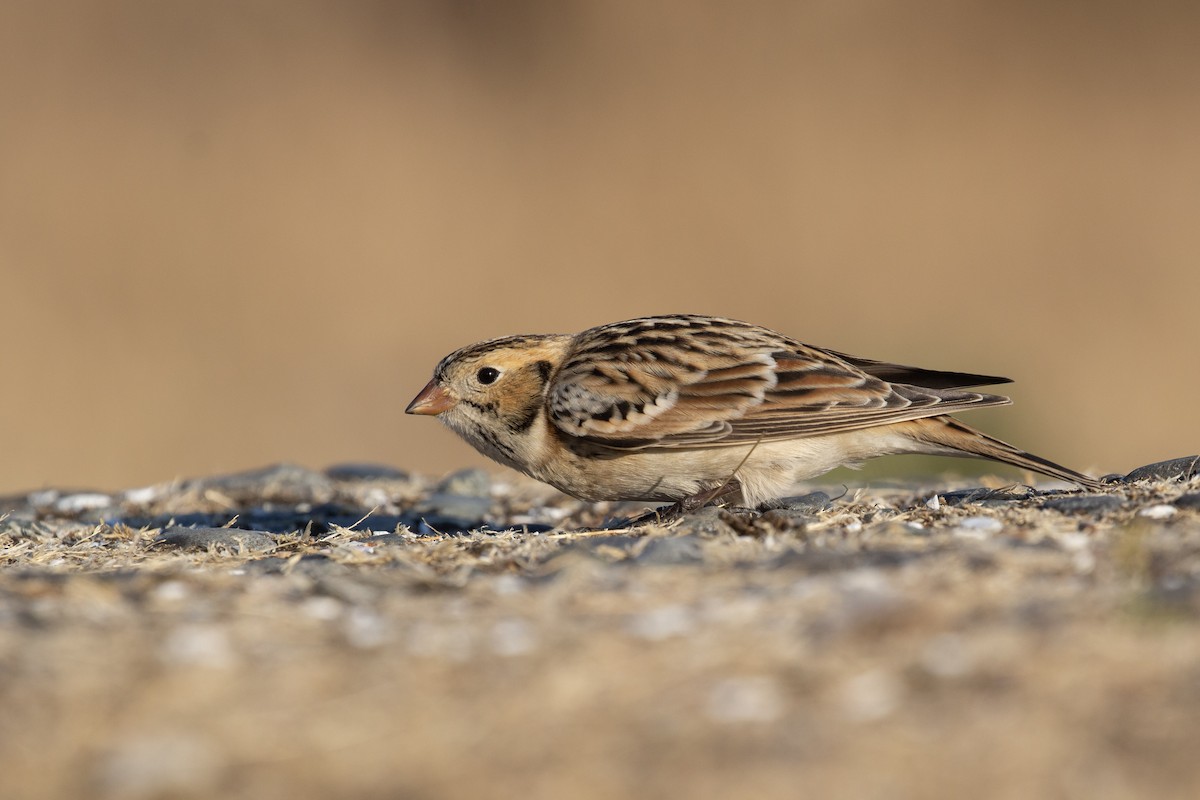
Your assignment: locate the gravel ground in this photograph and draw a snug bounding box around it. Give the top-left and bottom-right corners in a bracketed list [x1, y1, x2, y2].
[3, 458, 1200, 800]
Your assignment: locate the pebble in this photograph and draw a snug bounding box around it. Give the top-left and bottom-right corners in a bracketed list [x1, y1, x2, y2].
[839, 669, 902, 722]
[940, 487, 1029, 507]
[1176, 493, 1200, 511]
[1041, 495, 1123, 514]
[760, 491, 832, 513]
[301, 596, 343, 621]
[672, 506, 740, 537]
[920, 633, 973, 678]
[1139, 504, 1178, 520]
[626, 605, 696, 640]
[634, 535, 705, 566]
[324, 463, 409, 481]
[416, 493, 492, 526]
[490, 618, 537, 656]
[160, 625, 236, 668]
[151, 580, 190, 604]
[53, 492, 113, 514]
[1124, 456, 1200, 483]
[432, 468, 492, 497]
[954, 516, 1003, 537]
[706, 676, 784, 724]
[123, 485, 165, 505]
[197, 463, 336, 505]
[156, 527, 277, 552]
[343, 608, 391, 649]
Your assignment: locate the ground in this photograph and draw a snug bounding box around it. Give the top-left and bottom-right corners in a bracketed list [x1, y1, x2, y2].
[2, 458, 1200, 800]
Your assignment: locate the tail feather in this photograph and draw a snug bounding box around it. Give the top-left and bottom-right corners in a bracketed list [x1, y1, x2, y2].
[899, 416, 1101, 489]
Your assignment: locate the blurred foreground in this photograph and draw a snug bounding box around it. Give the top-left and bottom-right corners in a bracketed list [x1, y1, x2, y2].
[3, 462, 1200, 798]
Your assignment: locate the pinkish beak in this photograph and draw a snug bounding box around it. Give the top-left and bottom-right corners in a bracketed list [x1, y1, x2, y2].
[405, 380, 457, 416]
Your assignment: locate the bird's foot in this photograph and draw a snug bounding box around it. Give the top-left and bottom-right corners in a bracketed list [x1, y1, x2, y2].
[621, 479, 743, 528]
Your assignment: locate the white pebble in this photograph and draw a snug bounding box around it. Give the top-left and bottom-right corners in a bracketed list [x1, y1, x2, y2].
[491, 574, 527, 595]
[54, 492, 113, 513]
[344, 608, 391, 649]
[160, 625, 236, 669]
[954, 516, 1003, 538]
[1139, 504, 1177, 520]
[925, 494, 941, 511]
[840, 670, 902, 722]
[706, 676, 784, 723]
[301, 596, 342, 621]
[626, 605, 695, 641]
[151, 581, 189, 604]
[1058, 532, 1092, 551]
[490, 618, 537, 656]
[123, 485, 163, 505]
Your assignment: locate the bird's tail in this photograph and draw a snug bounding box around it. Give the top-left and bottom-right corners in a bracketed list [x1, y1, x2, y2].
[898, 415, 1101, 489]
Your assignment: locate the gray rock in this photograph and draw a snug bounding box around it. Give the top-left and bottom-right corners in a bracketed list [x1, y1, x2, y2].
[196, 463, 336, 505]
[760, 491, 832, 513]
[635, 535, 705, 565]
[432, 468, 492, 497]
[324, 463, 409, 481]
[673, 506, 739, 537]
[1124, 456, 1200, 484]
[940, 487, 1031, 507]
[1175, 493, 1200, 511]
[1041, 495, 1124, 514]
[417, 493, 493, 524]
[156, 527, 277, 552]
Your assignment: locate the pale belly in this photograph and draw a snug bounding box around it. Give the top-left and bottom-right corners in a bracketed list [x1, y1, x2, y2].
[530, 428, 922, 506]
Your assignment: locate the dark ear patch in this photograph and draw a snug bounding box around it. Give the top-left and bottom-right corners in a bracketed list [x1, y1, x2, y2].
[534, 360, 554, 384]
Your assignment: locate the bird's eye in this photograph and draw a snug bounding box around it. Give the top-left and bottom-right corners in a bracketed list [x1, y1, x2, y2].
[476, 367, 500, 385]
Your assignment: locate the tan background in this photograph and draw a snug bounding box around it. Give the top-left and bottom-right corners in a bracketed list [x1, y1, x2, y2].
[2, 1, 1197, 494]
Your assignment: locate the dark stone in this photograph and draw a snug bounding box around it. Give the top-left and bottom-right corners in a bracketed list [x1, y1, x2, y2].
[635, 535, 705, 565]
[324, 463, 409, 481]
[241, 557, 291, 574]
[364, 533, 408, 545]
[1041, 495, 1124, 514]
[1124, 456, 1200, 483]
[156, 526, 277, 552]
[1175, 493, 1200, 511]
[414, 516, 484, 535]
[660, 506, 736, 537]
[759, 491, 832, 513]
[940, 487, 1033, 507]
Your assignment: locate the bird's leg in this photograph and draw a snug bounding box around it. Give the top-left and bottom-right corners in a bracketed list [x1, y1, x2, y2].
[621, 479, 744, 528]
[677, 478, 744, 512]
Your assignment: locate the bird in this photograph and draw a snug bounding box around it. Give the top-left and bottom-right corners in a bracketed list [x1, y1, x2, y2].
[405, 314, 1100, 508]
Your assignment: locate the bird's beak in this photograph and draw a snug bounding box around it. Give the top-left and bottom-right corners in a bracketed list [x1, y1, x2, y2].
[405, 380, 457, 416]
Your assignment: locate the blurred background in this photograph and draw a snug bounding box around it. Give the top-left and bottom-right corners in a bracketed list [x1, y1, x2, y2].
[2, 0, 1197, 494]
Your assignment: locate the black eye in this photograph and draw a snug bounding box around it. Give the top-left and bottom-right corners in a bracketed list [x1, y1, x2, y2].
[476, 367, 500, 385]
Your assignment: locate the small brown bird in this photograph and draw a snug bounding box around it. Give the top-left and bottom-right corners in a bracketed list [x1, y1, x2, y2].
[406, 315, 1099, 507]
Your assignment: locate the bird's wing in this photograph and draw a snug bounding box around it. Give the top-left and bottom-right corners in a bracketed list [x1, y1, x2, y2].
[546, 315, 1011, 452]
